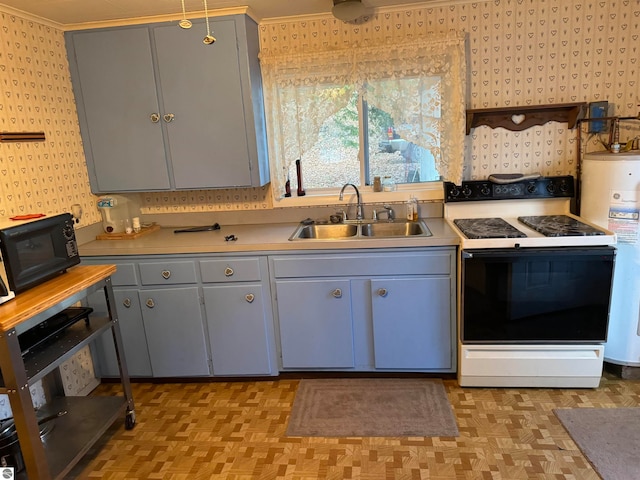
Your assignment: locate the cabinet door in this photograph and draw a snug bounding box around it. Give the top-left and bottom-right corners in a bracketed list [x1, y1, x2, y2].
[203, 283, 273, 375]
[139, 287, 210, 377]
[153, 19, 252, 189]
[90, 289, 153, 377]
[68, 27, 170, 192]
[275, 279, 354, 369]
[371, 277, 452, 369]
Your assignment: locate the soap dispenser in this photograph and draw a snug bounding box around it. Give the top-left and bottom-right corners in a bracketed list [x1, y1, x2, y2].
[406, 195, 418, 221]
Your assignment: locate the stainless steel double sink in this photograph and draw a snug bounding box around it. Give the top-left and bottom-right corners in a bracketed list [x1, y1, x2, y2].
[288, 220, 432, 240]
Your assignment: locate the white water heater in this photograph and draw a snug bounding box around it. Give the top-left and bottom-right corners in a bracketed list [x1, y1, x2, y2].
[581, 152, 640, 366]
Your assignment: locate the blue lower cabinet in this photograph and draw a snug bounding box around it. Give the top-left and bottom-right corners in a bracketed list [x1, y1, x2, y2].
[89, 289, 153, 377]
[371, 277, 452, 369]
[203, 284, 275, 376]
[271, 248, 456, 372]
[139, 287, 210, 377]
[275, 279, 355, 369]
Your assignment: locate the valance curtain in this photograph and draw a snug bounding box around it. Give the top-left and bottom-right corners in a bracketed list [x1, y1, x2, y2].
[259, 31, 467, 197]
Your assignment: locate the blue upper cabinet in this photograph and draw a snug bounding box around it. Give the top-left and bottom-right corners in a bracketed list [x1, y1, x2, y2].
[66, 15, 269, 193]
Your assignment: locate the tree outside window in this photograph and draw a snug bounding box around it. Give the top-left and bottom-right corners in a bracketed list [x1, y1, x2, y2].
[289, 79, 442, 190]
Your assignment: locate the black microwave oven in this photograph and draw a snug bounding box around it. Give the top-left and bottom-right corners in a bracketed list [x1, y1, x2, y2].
[0, 213, 80, 302]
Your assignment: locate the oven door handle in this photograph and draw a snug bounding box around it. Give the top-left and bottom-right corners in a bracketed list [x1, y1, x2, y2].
[462, 246, 615, 259]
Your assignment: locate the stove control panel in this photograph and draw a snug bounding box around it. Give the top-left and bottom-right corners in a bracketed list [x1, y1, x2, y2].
[444, 175, 575, 202]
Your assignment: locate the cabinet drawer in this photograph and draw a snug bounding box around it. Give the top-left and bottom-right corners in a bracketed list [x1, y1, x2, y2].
[110, 263, 138, 286]
[139, 261, 198, 285]
[199, 258, 261, 283]
[272, 251, 452, 278]
[80, 259, 138, 286]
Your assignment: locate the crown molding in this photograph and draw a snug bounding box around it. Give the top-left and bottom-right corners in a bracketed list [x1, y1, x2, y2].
[0, 3, 64, 29]
[61, 6, 258, 31]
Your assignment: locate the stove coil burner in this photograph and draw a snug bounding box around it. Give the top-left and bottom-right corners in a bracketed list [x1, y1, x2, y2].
[453, 218, 527, 239]
[517, 215, 605, 237]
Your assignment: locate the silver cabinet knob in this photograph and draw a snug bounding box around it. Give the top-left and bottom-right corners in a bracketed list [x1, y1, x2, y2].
[150, 113, 160, 123]
[163, 113, 175, 123]
[145, 298, 155, 308]
[377, 288, 388, 297]
[122, 298, 132, 308]
[332, 288, 342, 298]
[224, 267, 234, 277]
[161, 270, 171, 279]
[245, 293, 255, 303]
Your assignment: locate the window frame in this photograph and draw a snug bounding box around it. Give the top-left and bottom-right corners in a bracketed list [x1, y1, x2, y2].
[259, 31, 467, 207]
[276, 92, 445, 207]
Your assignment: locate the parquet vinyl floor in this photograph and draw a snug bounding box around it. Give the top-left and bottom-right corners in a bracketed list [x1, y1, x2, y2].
[68, 372, 640, 479]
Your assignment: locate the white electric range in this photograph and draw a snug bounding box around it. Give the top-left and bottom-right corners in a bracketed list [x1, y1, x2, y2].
[444, 175, 617, 388]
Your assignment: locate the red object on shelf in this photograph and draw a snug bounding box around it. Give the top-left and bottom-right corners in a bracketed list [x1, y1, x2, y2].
[9, 214, 46, 220]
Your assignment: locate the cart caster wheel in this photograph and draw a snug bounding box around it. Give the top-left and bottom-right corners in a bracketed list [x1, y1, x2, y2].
[125, 410, 136, 430]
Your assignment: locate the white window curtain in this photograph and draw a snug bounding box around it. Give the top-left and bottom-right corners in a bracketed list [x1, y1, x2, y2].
[259, 31, 467, 197]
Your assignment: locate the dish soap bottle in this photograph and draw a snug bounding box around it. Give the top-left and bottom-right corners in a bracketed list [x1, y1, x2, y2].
[406, 195, 418, 221]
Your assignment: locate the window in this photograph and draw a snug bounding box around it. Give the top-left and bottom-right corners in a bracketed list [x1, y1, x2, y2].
[260, 32, 467, 201]
[292, 80, 442, 190]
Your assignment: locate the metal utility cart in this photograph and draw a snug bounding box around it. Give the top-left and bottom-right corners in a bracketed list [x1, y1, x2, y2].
[0, 264, 135, 479]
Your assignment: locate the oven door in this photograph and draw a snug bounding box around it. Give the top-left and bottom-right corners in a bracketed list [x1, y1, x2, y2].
[461, 246, 615, 343]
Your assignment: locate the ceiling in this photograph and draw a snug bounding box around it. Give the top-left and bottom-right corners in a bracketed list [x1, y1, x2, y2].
[0, 0, 440, 27]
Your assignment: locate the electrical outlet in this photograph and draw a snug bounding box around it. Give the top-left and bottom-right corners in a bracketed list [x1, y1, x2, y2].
[588, 101, 608, 133]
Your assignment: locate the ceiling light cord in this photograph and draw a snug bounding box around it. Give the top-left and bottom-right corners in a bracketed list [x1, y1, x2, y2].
[179, 0, 192, 29]
[203, 0, 216, 44]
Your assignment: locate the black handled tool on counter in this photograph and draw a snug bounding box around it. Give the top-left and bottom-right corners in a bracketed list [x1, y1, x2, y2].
[174, 223, 220, 233]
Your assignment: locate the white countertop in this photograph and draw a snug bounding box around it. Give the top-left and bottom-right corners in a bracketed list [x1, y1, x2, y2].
[79, 218, 459, 256]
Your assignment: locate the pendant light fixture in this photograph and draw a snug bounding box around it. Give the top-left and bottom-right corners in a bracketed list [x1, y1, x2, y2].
[178, 0, 192, 28]
[202, 0, 216, 44]
[332, 0, 366, 22]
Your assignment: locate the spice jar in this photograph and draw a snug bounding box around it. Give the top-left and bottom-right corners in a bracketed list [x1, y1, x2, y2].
[373, 176, 382, 192]
[382, 176, 396, 192]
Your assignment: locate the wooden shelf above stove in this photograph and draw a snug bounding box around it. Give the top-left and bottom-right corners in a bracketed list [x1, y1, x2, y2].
[466, 103, 587, 134]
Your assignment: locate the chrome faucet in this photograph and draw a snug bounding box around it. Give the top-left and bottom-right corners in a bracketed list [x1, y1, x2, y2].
[373, 205, 395, 221]
[339, 183, 363, 220]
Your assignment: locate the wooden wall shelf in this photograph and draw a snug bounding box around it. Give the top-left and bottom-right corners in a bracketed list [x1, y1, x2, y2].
[466, 103, 587, 134]
[0, 131, 46, 142]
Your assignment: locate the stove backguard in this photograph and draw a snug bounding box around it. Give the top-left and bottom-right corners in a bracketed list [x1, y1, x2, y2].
[444, 175, 575, 203]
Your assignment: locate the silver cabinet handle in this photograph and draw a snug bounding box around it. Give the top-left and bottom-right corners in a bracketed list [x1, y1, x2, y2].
[377, 288, 388, 297]
[145, 298, 155, 308]
[163, 113, 175, 123]
[245, 293, 255, 303]
[224, 267, 234, 277]
[122, 298, 132, 308]
[150, 113, 160, 123]
[332, 288, 342, 298]
[161, 270, 171, 279]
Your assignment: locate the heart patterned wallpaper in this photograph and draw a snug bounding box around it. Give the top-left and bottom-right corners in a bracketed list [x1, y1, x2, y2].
[259, 0, 640, 181]
[1, 0, 639, 216]
[0, 12, 101, 224]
